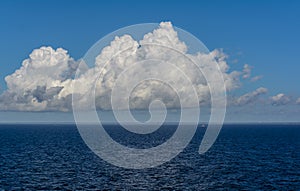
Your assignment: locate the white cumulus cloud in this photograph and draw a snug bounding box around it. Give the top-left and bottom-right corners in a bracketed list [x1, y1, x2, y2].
[236, 87, 268, 105]
[270, 93, 291, 106]
[0, 47, 79, 111]
[0, 22, 247, 111]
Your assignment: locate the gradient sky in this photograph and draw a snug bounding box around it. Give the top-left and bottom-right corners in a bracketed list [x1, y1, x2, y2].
[0, 0, 300, 122]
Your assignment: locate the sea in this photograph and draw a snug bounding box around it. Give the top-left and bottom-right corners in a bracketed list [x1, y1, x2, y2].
[0, 124, 299, 190]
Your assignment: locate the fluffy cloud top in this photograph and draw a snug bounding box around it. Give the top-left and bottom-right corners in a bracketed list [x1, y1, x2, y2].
[270, 93, 291, 106]
[236, 87, 268, 105]
[73, 22, 240, 110]
[0, 22, 286, 111]
[0, 47, 79, 111]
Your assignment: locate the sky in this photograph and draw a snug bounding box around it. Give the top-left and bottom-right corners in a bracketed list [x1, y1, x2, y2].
[0, 0, 300, 122]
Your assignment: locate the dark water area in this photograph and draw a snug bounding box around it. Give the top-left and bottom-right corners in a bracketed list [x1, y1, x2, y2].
[0, 124, 299, 190]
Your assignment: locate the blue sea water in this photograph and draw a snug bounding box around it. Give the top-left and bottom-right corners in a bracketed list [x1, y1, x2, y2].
[0, 124, 299, 190]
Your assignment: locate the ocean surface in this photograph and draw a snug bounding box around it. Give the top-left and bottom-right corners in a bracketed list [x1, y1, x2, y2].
[0, 124, 299, 190]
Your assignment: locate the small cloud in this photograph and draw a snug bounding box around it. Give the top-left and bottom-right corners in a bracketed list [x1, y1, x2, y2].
[296, 97, 300, 104]
[270, 93, 291, 106]
[250, 75, 263, 82]
[242, 64, 252, 79]
[236, 87, 268, 105]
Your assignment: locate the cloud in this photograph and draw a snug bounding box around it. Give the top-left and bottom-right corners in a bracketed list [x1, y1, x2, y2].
[297, 98, 300, 104]
[270, 93, 291, 106]
[250, 75, 263, 82]
[0, 46, 79, 111]
[236, 87, 268, 105]
[242, 64, 251, 79]
[0, 22, 245, 111]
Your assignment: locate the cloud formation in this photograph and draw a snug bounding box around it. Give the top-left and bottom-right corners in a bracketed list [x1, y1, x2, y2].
[0, 47, 79, 111]
[236, 87, 268, 105]
[0, 22, 266, 111]
[270, 93, 291, 106]
[242, 64, 252, 79]
[250, 75, 263, 82]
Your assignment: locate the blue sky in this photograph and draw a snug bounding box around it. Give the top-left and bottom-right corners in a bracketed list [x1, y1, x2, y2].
[0, 0, 300, 122]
